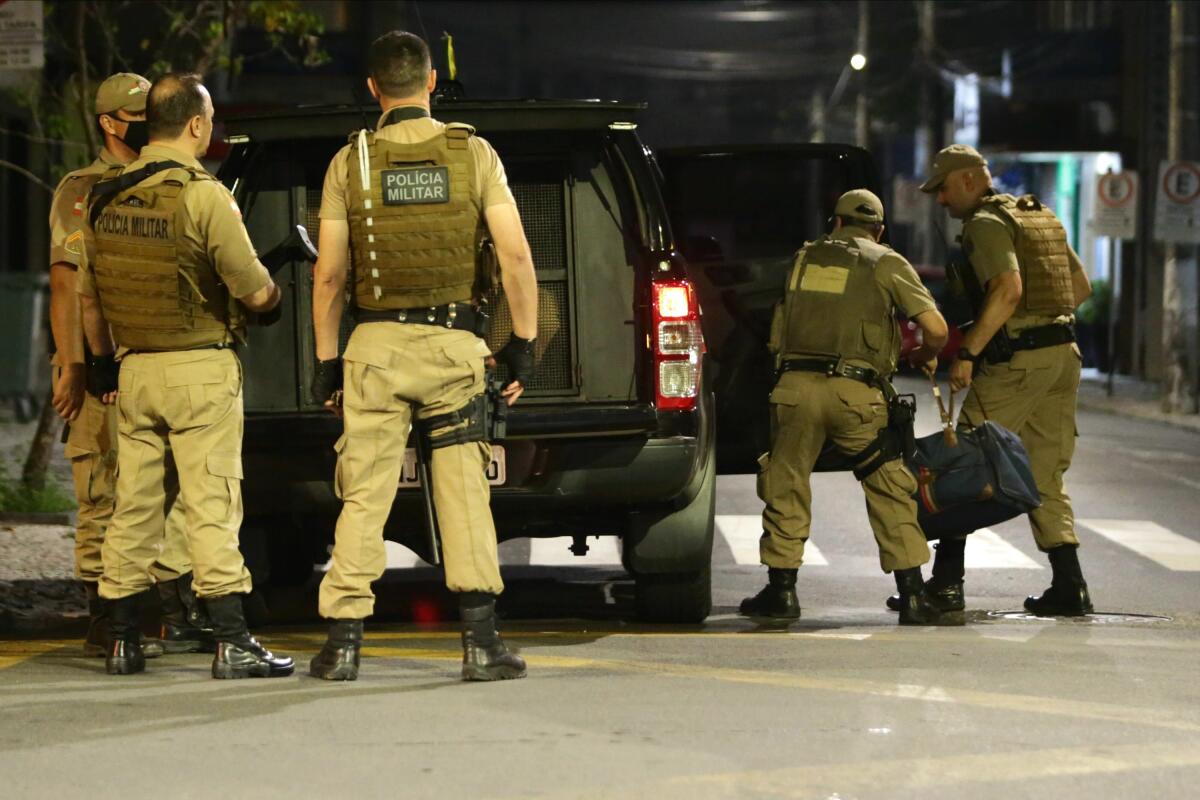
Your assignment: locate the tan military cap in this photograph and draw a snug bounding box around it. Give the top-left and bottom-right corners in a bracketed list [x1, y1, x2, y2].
[834, 188, 884, 224]
[94, 73, 151, 115]
[919, 144, 988, 193]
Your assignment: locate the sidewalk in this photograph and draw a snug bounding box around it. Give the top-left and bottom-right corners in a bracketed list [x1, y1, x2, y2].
[1078, 368, 1200, 433]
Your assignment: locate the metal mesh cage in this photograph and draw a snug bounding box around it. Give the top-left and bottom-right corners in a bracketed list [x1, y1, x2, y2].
[483, 281, 572, 390]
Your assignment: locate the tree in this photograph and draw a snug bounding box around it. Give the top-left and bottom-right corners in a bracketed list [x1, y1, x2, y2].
[2, 0, 327, 491]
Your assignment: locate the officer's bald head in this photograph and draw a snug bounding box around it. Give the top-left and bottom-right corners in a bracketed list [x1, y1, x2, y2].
[147, 73, 210, 141]
[368, 31, 433, 99]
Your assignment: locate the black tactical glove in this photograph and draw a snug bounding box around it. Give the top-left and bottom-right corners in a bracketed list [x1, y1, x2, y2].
[494, 333, 537, 388]
[85, 353, 119, 398]
[311, 357, 343, 405]
[257, 304, 283, 327]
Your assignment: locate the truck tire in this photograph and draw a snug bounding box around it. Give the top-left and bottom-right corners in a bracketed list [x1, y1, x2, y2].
[635, 565, 712, 623]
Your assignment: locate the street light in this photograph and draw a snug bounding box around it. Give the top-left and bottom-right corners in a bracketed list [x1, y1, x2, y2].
[850, 52, 867, 71]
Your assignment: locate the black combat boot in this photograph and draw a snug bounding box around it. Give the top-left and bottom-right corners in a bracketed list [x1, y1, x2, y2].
[157, 573, 216, 654]
[739, 567, 802, 619]
[206, 594, 295, 679]
[459, 593, 526, 681]
[886, 538, 966, 612]
[85, 583, 163, 659]
[106, 593, 148, 675]
[1024, 544, 1093, 616]
[309, 620, 363, 681]
[894, 567, 965, 626]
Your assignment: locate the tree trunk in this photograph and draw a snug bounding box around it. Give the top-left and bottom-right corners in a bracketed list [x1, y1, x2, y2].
[22, 389, 63, 491]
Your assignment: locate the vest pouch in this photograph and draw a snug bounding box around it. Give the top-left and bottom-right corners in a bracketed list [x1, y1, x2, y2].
[861, 321, 884, 353]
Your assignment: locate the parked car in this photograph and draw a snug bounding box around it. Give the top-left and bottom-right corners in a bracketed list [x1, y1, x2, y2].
[218, 100, 884, 622]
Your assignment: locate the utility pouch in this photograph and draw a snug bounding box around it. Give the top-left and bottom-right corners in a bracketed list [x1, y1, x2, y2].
[485, 377, 509, 441]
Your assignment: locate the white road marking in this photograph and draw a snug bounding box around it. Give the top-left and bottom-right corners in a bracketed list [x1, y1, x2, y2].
[963, 528, 1042, 569]
[385, 541, 428, 569]
[1079, 519, 1200, 571]
[528, 535, 623, 567]
[715, 514, 828, 566]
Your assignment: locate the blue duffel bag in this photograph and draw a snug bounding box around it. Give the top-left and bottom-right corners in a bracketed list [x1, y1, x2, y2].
[907, 415, 1041, 541]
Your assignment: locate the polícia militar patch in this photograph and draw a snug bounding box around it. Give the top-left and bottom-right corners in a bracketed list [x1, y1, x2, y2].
[381, 166, 450, 205]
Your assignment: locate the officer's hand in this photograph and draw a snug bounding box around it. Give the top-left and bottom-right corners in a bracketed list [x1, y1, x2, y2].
[85, 354, 120, 399]
[909, 354, 937, 377]
[949, 358, 974, 392]
[257, 304, 283, 327]
[311, 357, 343, 412]
[53, 363, 86, 421]
[492, 334, 536, 400]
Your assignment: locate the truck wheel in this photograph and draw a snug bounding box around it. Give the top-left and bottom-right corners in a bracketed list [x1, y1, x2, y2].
[635, 565, 712, 623]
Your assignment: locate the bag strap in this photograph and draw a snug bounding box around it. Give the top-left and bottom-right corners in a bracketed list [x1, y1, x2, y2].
[927, 371, 959, 447]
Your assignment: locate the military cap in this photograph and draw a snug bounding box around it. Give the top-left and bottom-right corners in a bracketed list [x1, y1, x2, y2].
[834, 188, 884, 224]
[919, 144, 988, 193]
[94, 73, 151, 115]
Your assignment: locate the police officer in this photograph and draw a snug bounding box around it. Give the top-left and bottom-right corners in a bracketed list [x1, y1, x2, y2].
[740, 190, 958, 625]
[47, 73, 211, 659]
[308, 31, 539, 681]
[911, 145, 1094, 616]
[77, 73, 294, 678]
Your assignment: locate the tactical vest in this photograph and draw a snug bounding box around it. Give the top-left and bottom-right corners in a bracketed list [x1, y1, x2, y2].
[346, 124, 480, 310]
[777, 236, 899, 377]
[975, 194, 1075, 316]
[90, 165, 243, 350]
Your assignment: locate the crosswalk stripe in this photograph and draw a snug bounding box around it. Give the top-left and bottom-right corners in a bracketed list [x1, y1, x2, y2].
[1079, 519, 1200, 571]
[528, 535, 623, 567]
[963, 528, 1042, 570]
[715, 515, 827, 566]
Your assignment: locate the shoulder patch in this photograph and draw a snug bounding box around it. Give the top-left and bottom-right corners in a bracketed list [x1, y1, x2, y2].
[64, 230, 83, 256]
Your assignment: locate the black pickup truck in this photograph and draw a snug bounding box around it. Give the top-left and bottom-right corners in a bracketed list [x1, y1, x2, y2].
[217, 99, 880, 623]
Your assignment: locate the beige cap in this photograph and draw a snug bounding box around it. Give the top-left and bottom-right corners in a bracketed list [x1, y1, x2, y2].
[94, 73, 151, 115]
[920, 144, 988, 193]
[834, 189, 884, 224]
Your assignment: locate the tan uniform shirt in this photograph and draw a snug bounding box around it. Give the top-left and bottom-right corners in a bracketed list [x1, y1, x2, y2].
[962, 203, 1084, 332]
[830, 226, 938, 321]
[319, 106, 515, 221]
[49, 148, 122, 270]
[77, 143, 270, 309]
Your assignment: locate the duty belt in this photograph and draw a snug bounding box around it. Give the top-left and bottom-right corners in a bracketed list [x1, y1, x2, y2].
[1009, 323, 1075, 352]
[354, 302, 484, 334]
[779, 358, 879, 386]
[125, 342, 235, 355]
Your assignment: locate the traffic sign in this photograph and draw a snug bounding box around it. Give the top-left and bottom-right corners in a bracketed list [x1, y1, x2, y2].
[1154, 160, 1200, 243]
[1091, 171, 1137, 240]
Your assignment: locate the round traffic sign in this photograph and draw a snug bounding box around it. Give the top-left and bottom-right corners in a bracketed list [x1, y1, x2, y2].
[1098, 172, 1135, 207]
[1162, 162, 1200, 204]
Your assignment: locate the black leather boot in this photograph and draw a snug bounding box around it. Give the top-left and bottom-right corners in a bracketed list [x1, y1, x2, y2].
[1025, 544, 1093, 616]
[106, 593, 147, 675]
[886, 538, 966, 612]
[460, 593, 526, 681]
[894, 568, 964, 626]
[206, 594, 294, 679]
[86, 583, 163, 658]
[157, 573, 216, 654]
[739, 567, 801, 619]
[309, 620, 363, 681]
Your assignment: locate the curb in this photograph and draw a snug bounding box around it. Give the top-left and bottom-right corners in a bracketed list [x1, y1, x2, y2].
[1076, 396, 1200, 434]
[0, 511, 76, 526]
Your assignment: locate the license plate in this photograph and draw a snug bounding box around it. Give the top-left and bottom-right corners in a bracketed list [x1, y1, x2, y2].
[399, 445, 506, 487]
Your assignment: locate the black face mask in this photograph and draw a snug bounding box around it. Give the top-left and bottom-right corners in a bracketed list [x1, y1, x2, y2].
[120, 120, 149, 153]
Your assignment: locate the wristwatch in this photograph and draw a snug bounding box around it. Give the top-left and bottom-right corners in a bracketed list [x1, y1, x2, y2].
[956, 347, 980, 363]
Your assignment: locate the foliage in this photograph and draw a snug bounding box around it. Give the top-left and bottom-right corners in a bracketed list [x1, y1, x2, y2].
[1077, 278, 1111, 325]
[0, 462, 75, 514]
[2, 0, 329, 187]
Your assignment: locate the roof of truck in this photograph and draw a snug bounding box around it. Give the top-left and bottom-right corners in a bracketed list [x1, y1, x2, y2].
[222, 99, 648, 142]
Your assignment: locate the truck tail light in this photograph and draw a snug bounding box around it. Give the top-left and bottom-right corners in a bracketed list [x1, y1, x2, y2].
[652, 279, 705, 411]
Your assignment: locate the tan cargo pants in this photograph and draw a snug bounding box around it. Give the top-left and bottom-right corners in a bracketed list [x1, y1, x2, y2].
[958, 342, 1082, 550]
[759, 372, 930, 573]
[55, 364, 190, 584]
[98, 349, 252, 600]
[318, 322, 501, 620]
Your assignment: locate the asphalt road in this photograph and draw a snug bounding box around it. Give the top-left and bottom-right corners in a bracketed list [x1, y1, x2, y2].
[2, 376, 1199, 799]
